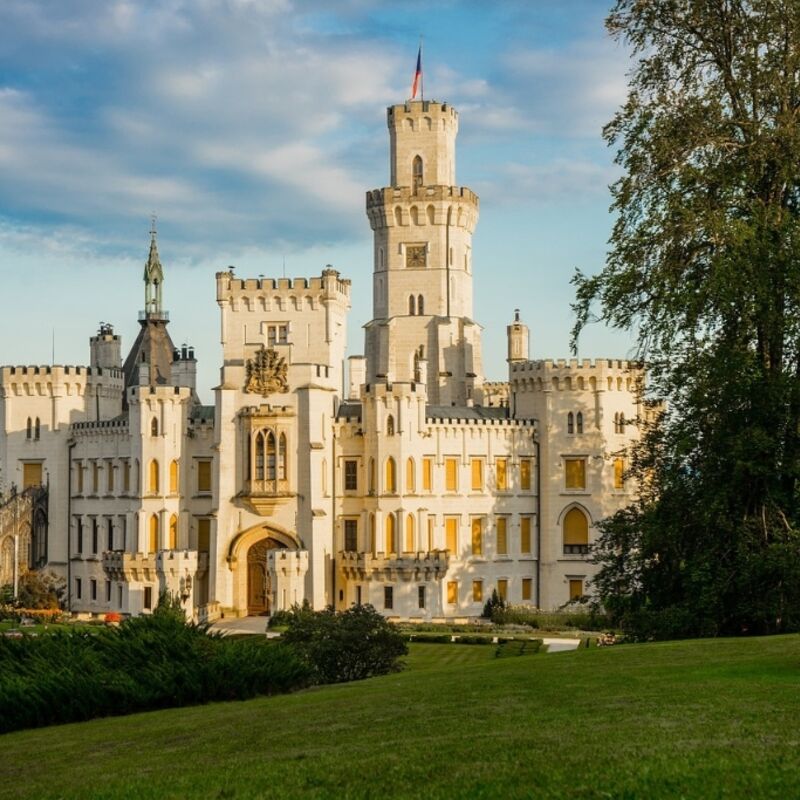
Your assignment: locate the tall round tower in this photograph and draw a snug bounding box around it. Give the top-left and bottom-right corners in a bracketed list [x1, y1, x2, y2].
[364, 100, 482, 406]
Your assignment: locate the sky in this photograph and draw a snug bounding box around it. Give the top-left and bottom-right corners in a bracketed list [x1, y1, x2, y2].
[0, 0, 635, 403]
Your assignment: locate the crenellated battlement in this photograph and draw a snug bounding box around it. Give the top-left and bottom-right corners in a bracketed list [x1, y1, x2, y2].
[387, 101, 458, 130]
[0, 365, 125, 399]
[366, 185, 479, 209]
[366, 186, 479, 232]
[215, 268, 351, 306]
[510, 358, 645, 394]
[71, 416, 129, 434]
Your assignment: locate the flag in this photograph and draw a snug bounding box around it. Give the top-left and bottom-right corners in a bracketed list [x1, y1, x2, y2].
[411, 46, 422, 99]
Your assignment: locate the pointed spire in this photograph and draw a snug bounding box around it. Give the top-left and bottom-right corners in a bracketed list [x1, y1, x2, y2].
[143, 215, 164, 317]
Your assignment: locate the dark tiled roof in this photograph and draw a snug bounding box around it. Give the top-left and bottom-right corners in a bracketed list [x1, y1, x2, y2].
[425, 405, 510, 421]
[336, 401, 362, 421]
[190, 405, 215, 422]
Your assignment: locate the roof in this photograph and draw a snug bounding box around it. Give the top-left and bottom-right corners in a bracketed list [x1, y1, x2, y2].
[336, 401, 362, 421]
[425, 405, 511, 421]
[190, 405, 215, 422]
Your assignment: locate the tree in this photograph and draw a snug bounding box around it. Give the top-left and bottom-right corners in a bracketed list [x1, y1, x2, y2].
[573, 1, 800, 638]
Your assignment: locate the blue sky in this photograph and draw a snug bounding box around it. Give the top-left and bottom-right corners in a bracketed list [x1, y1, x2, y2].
[0, 0, 634, 402]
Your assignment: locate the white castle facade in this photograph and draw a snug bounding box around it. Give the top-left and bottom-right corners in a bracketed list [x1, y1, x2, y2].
[0, 100, 642, 620]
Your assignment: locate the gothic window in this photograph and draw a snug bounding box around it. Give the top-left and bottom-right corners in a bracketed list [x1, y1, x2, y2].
[385, 457, 397, 493]
[405, 514, 415, 552]
[406, 458, 415, 493]
[370, 513, 376, 554]
[255, 432, 265, 480]
[26, 417, 31, 439]
[412, 155, 423, 190]
[149, 514, 159, 553]
[266, 432, 276, 481]
[567, 412, 574, 435]
[417, 295, 424, 315]
[369, 458, 376, 494]
[278, 433, 287, 479]
[151, 417, 158, 436]
[34, 417, 40, 440]
[576, 412, 584, 434]
[169, 514, 178, 549]
[148, 460, 159, 494]
[386, 415, 395, 436]
[385, 513, 396, 553]
[614, 457, 625, 490]
[563, 507, 589, 554]
[169, 460, 179, 493]
[409, 295, 416, 315]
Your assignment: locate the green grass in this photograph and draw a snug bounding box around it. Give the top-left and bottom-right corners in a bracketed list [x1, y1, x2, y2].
[1, 636, 799, 799]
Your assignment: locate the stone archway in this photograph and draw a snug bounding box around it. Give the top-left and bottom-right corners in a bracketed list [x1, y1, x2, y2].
[228, 524, 300, 617]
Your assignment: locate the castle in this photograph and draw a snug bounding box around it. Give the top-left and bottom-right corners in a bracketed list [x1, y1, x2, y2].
[0, 99, 642, 620]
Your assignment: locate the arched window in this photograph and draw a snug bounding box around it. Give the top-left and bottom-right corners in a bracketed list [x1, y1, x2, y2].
[266, 431, 276, 480]
[614, 457, 625, 490]
[385, 513, 396, 553]
[412, 155, 423, 190]
[417, 295, 424, 315]
[409, 295, 416, 315]
[385, 457, 397, 493]
[169, 460, 179, 493]
[567, 412, 574, 435]
[149, 514, 159, 553]
[386, 415, 395, 436]
[148, 459, 159, 494]
[370, 513, 376, 554]
[168, 514, 178, 549]
[26, 417, 31, 439]
[150, 417, 159, 436]
[406, 458, 415, 493]
[405, 514, 415, 552]
[369, 458, 376, 494]
[619, 413, 625, 434]
[576, 412, 583, 434]
[563, 508, 589, 554]
[279, 433, 287, 480]
[34, 417, 40, 440]
[254, 432, 265, 480]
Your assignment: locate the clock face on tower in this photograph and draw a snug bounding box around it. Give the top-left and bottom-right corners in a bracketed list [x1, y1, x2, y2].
[406, 244, 427, 268]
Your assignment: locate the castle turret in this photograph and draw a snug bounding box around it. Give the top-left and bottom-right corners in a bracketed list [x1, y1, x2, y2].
[122, 225, 176, 392]
[507, 309, 529, 364]
[90, 323, 122, 370]
[364, 100, 482, 406]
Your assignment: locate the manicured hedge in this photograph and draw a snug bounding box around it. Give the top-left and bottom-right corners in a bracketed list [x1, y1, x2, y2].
[0, 610, 310, 734]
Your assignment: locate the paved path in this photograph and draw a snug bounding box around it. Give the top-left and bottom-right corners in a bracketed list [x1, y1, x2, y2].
[209, 616, 280, 637]
[541, 637, 582, 652]
[209, 617, 583, 652]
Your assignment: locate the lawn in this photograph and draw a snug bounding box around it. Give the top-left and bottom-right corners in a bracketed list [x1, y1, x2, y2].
[1, 636, 798, 799]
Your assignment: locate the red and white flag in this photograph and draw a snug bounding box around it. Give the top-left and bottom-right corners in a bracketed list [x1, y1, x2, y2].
[411, 46, 422, 99]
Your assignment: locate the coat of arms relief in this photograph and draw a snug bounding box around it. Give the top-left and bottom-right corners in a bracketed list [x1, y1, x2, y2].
[244, 346, 289, 395]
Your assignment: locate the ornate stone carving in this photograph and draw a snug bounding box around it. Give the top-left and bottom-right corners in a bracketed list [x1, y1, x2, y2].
[245, 346, 288, 395]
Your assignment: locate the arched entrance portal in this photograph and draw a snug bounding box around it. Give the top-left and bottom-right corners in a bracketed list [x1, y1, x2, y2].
[246, 537, 287, 616]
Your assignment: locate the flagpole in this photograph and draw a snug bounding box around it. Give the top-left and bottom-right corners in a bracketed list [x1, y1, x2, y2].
[420, 35, 424, 102]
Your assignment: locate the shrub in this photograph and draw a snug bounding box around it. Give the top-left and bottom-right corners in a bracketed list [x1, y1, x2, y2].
[282, 603, 407, 683]
[482, 589, 507, 620]
[0, 611, 310, 734]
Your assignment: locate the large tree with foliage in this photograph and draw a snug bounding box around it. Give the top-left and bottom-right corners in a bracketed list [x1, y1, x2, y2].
[574, 0, 800, 638]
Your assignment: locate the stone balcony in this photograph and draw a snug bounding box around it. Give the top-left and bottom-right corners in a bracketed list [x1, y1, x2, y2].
[240, 479, 294, 515]
[338, 550, 450, 581]
[102, 550, 207, 582]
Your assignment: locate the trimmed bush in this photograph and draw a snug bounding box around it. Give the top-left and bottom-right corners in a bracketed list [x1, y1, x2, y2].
[0, 601, 310, 734]
[281, 603, 407, 683]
